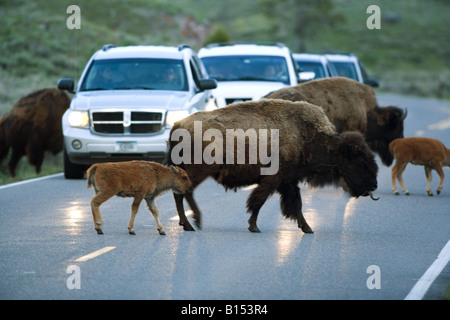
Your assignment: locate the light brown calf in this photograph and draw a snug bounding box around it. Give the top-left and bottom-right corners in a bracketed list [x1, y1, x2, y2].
[390, 137, 450, 196]
[86, 160, 192, 235]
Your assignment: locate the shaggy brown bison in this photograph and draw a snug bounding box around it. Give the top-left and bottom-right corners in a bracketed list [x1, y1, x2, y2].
[167, 99, 379, 233]
[265, 77, 407, 166]
[0, 88, 70, 176]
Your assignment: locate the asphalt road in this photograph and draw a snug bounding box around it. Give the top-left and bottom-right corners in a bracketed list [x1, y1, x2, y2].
[0, 93, 449, 301]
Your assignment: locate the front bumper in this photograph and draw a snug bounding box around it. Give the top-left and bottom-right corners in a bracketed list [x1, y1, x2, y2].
[64, 127, 170, 165]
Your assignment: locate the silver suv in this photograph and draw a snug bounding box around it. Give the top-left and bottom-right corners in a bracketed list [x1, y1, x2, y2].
[58, 44, 216, 179]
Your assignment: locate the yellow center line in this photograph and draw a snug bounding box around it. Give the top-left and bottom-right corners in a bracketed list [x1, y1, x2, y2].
[75, 246, 116, 262]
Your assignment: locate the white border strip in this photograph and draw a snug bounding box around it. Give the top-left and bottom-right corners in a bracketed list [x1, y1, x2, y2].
[404, 240, 450, 300]
[0, 173, 63, 190]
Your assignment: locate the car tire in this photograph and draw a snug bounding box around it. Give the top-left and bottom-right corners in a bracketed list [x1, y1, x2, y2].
[63, 148, 85, 179]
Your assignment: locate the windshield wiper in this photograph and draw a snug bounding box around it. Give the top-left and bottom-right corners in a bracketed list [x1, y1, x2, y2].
[113, 86, 155, 90]
[81, 87, 108, 91]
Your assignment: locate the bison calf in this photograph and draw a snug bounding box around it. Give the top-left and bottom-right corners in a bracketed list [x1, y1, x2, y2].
[390, 137, 450, 196]
[86, 161, 192, 235]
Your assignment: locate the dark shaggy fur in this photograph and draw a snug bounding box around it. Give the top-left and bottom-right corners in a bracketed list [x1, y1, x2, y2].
[265, 77, 406, 166]
[0, 88, 70, 176]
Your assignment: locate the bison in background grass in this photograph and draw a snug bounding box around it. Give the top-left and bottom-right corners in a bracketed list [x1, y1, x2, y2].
[0, 88, 70, 176]
[167, 99, 379, 233]
[265, 77, 407, 166]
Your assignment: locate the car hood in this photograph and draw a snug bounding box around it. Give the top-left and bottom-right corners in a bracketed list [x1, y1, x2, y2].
[212, 81, 288, 100]
[71, 90, 191, 111]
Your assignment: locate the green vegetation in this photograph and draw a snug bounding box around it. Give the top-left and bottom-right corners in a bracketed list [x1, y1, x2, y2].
[1, 0, 449, 184]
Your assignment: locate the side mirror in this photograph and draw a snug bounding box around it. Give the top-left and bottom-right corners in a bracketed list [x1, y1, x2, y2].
[299, 71, 316, 82]
[198, 78, 217, 91]
[365, 78, 379, 88]
[57, 78, 75, 93]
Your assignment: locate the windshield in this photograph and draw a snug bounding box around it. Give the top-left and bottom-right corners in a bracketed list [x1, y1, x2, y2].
[329, 61, 358, 81]
[80, 58, 188, 91]
[201, 55, 290, 84]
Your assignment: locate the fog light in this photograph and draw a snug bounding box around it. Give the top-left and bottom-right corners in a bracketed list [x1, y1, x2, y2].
[72, 139, 82, 150]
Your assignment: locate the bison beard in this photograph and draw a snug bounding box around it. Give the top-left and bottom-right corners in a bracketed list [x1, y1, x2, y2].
[167, 99, 378, 233]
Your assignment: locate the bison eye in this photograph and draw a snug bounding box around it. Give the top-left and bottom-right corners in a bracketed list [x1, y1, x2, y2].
[182, 176, 188, 181]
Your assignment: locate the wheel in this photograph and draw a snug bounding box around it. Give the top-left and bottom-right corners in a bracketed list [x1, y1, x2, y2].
[63, 148, 85, 179]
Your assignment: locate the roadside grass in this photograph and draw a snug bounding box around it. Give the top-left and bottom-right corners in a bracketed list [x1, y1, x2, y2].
[0, 152, 63, 186]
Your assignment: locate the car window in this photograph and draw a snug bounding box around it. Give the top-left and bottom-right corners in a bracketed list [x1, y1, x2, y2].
[329, 61, 358, 81]
[201, 55, 290, 85]
[80, 58, 188, 91]
[295, 61, 326, 79]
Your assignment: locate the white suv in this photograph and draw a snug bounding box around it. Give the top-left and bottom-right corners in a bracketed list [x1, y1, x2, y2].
[58, 44, 216, 179]
[324, 52, 379, 87]
[198, 42, 300, 107]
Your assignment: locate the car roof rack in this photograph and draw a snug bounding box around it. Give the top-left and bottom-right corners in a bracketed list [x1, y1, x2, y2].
[102, 44, 116, 51]
[206, 41, 287, 49]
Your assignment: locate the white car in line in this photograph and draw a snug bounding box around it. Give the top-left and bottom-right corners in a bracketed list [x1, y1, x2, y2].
[198, 42, 300, 108]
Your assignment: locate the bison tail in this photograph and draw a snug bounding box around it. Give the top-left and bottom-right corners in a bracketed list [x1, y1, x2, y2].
[86, 165, 96, 189]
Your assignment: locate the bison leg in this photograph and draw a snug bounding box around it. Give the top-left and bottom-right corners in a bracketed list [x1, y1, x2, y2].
[424, 166, 434, 196]
[392, 161, 409, 195]
[26, 138, 44, 174]
[145, 197, 165, 235]
[173, 193, 195, 231]
[435, 165, 445, 195]
[184, 191, 202, 229]
[278, 183, 313, 234]
[128, 194, 144, 235]
[246, 179, 278, 233]
[90, 190, 115, 234]
[8, 147, 25, 177]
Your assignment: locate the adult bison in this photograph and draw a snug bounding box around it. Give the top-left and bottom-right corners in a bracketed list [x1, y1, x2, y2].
[265, 77, 407, 166]
[0, 88, 70, 176]
[167, 99, 378, 233]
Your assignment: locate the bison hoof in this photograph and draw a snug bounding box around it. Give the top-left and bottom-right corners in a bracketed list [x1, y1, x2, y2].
[437, 190, 441, 195]
[248, 226, 261, 233]
[405, 192, 410, 196]
[95, 228, 104, 235]
[194, 221, 202, 230]
[301, 226, 314, 234]
[428, 193, 433, 197]
[159, 231, 166, 235]
[394, 192, 400, 196]
[129, 231, 136, 235]
[183, 224, 195, 231]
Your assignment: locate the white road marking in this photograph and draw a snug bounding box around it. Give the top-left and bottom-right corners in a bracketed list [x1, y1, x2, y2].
[75, 246, 116, 262]
[0, 173, 63, 190]
[404, 240, 450, 300]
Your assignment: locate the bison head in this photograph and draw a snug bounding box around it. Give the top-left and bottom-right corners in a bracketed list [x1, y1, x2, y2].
[366, 106, 407, 166]
[336, 132, 379, 198]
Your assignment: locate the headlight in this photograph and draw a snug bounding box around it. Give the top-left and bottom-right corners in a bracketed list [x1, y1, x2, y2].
[68, 110, 89, 128]
[166, 110, 189, 127]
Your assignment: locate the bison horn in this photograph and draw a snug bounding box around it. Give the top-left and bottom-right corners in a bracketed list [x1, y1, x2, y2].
[401, 108, 408, 121]
[369, 192, 380, 201]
